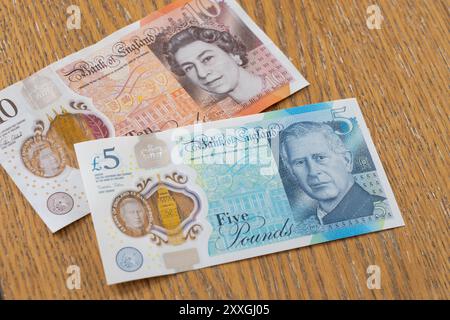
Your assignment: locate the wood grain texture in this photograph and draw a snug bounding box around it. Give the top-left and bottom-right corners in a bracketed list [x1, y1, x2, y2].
[0, 0, 448, 299]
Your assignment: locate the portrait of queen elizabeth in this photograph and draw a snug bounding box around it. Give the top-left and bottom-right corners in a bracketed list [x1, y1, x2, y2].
[163, 26, 267, 104]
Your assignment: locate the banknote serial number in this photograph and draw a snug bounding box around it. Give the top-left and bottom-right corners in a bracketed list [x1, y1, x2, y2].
[179, 304, 270, 317]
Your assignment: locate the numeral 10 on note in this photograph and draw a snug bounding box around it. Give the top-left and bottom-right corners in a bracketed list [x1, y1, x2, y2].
[0, 99, 18, 124]
[183, 0, 221, 23]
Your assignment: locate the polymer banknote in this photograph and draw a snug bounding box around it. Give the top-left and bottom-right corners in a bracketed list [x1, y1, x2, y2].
[0, 0, 308, 232]
[75, 98, 404, 284]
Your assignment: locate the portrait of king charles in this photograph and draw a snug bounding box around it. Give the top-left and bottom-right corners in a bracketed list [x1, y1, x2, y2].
[280, 121, 386, 225]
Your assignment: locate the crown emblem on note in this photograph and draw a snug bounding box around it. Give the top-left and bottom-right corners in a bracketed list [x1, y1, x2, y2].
[140, 144, 163, 161]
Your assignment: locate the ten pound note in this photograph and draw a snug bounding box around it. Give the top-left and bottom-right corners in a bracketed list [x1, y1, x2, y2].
[0, 0, 308, 232]
[75, 99, 404, 285]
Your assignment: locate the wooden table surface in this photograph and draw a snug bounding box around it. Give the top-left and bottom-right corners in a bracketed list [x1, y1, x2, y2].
[0, 0, 448, 300]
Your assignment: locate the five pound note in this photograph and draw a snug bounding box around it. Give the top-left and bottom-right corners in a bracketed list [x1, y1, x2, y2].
[0, 0, 308, 232]
[75, 98, 404, 285]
